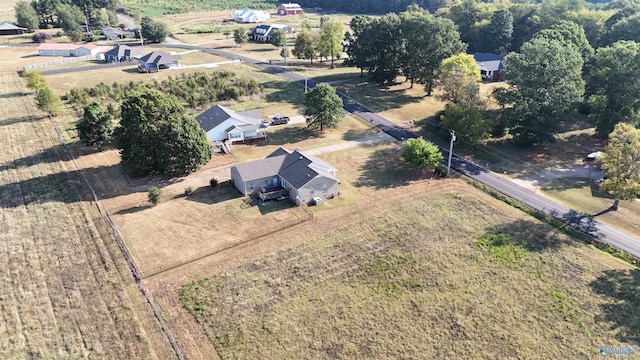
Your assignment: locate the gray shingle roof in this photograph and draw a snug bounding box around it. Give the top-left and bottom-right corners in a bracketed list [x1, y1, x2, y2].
[104, 44, 141, 58]
[232, 147, 339, 190]
[195, 105, 263, 132]
[0, 22, 26, 31]
[139, 50, 182, 65]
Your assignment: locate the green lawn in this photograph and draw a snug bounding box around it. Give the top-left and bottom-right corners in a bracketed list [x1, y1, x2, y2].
[541, 177, 640, 239]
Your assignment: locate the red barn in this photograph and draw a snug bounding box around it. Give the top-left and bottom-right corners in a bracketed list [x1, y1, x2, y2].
[278, 3, 303, 15]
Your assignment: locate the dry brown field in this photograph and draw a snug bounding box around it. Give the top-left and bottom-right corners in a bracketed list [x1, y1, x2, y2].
[0, 71, 175, 357]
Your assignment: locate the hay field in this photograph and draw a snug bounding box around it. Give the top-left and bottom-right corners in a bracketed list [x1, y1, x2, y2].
[174, 144, 639, 359]
[0, 73, 174, 358]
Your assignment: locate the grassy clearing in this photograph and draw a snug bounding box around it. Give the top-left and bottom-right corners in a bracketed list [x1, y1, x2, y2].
[541, 177, 640, 239]
[179, 172, 637, 359]
[0, 73, 173, 358]
[121, 1, 276, 18]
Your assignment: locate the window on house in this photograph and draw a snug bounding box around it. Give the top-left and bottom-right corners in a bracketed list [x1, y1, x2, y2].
[249, 182, 254, 190]
[322, 183, 327, 192]
[264, 179, 269, 185]
[229, 132, 241, 140]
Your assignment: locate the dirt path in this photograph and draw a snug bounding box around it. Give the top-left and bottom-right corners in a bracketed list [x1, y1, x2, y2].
[509, 163, 604, 192]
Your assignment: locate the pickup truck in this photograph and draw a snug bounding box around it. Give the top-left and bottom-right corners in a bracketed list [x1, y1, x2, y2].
[269, 114, 290, 125]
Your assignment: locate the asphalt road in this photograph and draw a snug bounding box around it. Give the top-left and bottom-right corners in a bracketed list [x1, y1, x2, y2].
[157, 44, 640, 258]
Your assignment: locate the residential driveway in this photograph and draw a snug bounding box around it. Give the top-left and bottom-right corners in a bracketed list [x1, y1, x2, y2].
[510, 164, 604, 192]
[266, 115, 306, 127]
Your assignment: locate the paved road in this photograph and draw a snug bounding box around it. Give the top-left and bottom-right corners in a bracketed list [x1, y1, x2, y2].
[155, 43, 640, 258]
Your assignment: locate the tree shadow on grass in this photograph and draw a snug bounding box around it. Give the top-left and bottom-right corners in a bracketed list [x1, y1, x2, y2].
[184, 183, 241, 205]
[342, 128, 379, 141]
[548, 209, 601, 240]
[590, 269, 640, 343]
[258, 126, 322, 146]
[354, 147, 427, 189]
[258, 199, 295, 215]
[262, 80, 305, 104]
[0, 91, 31, 99]
[0, 115, 46, 127]
[541, 177, 593, 192]
[0, 143, 68, 169]
[483, 219, 567, 253]
[114, 205, 151, 215]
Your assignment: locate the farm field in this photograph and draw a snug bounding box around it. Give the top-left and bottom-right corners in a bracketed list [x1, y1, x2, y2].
[176, 155, 638, 359]
[0, 73, 174, 358]
[121, 0, 277, 18]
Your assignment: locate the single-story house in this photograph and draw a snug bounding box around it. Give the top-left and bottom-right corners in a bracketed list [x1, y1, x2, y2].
[195, 104, 267, 143]
[231, 147, 339, 205]
[0, 22, 27, 35]
[473, 53, 504, 81]
[104, 44, 142, 62]
[102, 27, 136, 40]
[250, 24, 294, 42]
[37, 43, 110, 57]
[233, 9, 271, 23]
[137, 50, 182, 72]
[278, 3, 303, 15]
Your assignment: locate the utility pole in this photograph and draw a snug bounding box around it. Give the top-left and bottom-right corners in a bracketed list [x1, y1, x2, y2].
[305, 68, 308, 93]
[232, 38, 235, 62]
[283, 34, 288, 66]
[447, 130, 456, 176]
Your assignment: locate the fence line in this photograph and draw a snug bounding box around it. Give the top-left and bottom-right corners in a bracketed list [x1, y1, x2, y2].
[144, 205, 314, 278]
[24, 55, 93, 70]
[44, 114, 185, 360]
[37, 60, 137, 75]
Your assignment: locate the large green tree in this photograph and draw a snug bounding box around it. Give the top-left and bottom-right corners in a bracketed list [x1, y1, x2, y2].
[588, 40, 640, 136]
[233, 27, 247, 47]
[489, 8, 513, 53]
[303, 83, 344, 132]
[141, 16, 168, 43]
[349, 14, 403, 83]
[292, 29, 316, 63]
[318, 17, 344, 68]
[115, 89, 211, 175]
[56, 3, 84, 42]
[439, 103, 492, 145]
[597, 122, 640, 210]
[23, 70, 46, 93]
[533, 20, 594, 62]
[77, 102, 113, 151]
[494, 37, 584, 145]
[402, 137, 444, 170]
[437, 53, 482, 109]
[400, 10, 465, 94]
[15, 1, 39, 31]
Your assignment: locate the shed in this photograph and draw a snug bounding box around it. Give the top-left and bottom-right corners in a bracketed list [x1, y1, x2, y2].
[278, 3, 303, 15]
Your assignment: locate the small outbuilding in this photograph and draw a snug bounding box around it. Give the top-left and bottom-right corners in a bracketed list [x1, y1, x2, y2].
[233, 9, 271, 23]
[0, 22, 27, 35]
[277, 3, 303, 15]
[473, 53, 504, 82]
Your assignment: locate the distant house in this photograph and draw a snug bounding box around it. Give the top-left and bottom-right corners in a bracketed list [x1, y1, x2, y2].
[473, 53, 504, 81]
[233, 9, 271, 23]
[230, 147, 339, 205]
[250, 24, 294, 42]
[137, 50, 182, 72]
[0, 22, 27, 35]
[104, 44, 142, 62]
[102, 27, 136, 40]
[37, 43, 110, 57]
[195, 104, 267, 143]
[277, 3, 303, 15]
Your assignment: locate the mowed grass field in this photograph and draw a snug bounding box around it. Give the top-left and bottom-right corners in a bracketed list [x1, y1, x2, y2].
[0, 72, 175, 358]
[178, 171, 639, 359]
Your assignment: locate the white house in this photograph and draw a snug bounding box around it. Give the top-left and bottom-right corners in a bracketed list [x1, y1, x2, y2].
[195, 105, 267, 143]
[233, 9, 271, 23]
[473, 53, 504, 81]
[38, 43, 110, 57]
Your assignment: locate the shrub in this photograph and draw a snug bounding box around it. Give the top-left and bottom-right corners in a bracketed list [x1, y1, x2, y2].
[32, 32, 52, 43]
[148, 187, 162, 206]
[210, 178, 218, 188]
[184, 186, 195, 196]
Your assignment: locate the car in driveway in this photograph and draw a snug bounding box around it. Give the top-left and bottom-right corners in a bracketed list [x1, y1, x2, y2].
[269, 114, 290, 125]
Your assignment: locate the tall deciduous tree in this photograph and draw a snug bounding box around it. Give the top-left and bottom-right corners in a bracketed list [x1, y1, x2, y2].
[77, 102, 113, 151]
[494, 37, 584, 145]
[270, 28, 286, 47]
[400, 10, 465, 94]
[439, 103, 492, 145]
[588, 40, 640, 136]
[56, 3, 84, 41]
[597, 122, 640, 210]
[533, 20, 594, 62]
[303, 83, 344, 132]
[489, 8, 513, 53]
[233, 27, 247, 47]
[15, 1, 39, 31]
[349, 14, 403, 83]
[36, 87, 62, 116]
[23, 70, 46, 93]
[437, 54, 483, 109]
[115, 89, 211, 175]
[292, 29, 316, 63]
[141, 16, 168, 43]
[319, 17, 344, 68]
[402, 137, 444, 170]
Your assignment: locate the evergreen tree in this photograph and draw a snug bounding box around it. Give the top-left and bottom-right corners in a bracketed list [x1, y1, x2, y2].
[77, 102, 113, 151]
